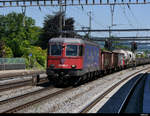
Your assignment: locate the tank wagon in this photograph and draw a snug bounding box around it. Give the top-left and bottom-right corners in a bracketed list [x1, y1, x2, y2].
[113, 49, 136, 68]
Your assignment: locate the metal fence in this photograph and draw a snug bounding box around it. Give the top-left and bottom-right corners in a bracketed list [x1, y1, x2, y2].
[0, 58, 26, 70]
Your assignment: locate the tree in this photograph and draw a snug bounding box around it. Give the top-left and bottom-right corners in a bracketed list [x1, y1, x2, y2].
[0, 40, 5, 57]
[39, 12, 76, 49]
[0, 40, 13, 58]
[63, 18, 76, 37]
[0, 12, 41, 57]
[0, 12, 46, 69]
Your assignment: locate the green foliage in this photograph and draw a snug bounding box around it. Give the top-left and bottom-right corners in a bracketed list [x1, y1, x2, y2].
[3, 46, 13, 58]
[0, 12, 41, 55]
[0, 40, 5, 57]
[143, 50, 150, 57]
[0, 12, 77, 69]
[22, 46, 47, 69]
[113, 44, 130, 50]
[0, 12, 45, 69]
[101, 48, 107, 52]
[136, 53, 145, 58]
[0, 40, 13, 58]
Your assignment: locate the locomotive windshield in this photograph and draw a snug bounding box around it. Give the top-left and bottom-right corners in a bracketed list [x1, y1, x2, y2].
[50, 45, 62, 56]
[66, 45, 78, 56]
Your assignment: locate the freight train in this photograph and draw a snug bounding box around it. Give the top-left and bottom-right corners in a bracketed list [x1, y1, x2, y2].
[46, 37, 150, 86]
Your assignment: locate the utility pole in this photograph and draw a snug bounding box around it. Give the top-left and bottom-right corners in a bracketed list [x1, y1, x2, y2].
[131, 42, 137, 70]
[59, 0, 63, 37]
[88, 11, 92, 38]
[109, 26, 111, 37]
[109, 4, 115, 51]
[22, 6, 26, 27]
[81, 11, 92, 39]
[109, 4, 115, 37]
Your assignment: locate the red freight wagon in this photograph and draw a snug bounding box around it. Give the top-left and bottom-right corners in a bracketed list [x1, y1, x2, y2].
[112, 52, 119, 71]
[101, 50, 112, 73]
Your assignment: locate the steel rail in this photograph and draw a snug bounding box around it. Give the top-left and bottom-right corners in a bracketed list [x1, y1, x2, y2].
[0, 80, 32, 92]
[1, 87, 72, 113]
[80, 67, 150, 113]
[0, 77, 48, 92]
[0, 84, 53, 105]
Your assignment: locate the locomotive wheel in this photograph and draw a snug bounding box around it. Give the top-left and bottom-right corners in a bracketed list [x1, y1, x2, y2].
[92, 72, 96, 80]
[79, 75, 87, 85]
[109, 69, 112, 74]
[92, 72, 95, 80]
[87, 73, 91, 81]
[90, 72, 93, 80]
[52, 79, 61, 86]
[82, 74, 87, 82]
[73, 77, 82, 86]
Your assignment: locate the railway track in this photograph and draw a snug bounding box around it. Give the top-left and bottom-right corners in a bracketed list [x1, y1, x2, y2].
[0, 67, 149, 113]
[0, 77, 48, 92]
[0, 86, 72, 113]
[80, 67, 150, 113]
[0, 70, 47, 92]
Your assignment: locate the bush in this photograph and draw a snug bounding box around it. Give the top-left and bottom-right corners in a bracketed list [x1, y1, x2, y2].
[3, 46, 14, 58]
[22, 46, 47, 69]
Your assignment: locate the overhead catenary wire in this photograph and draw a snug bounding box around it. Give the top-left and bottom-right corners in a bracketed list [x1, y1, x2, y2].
[68, 5, 110, 37]
[71, 5, 108, 28]
[63, 6, 85, 29]
[120, 5, 135, 28]
[1, 2, 149, 38]
[126, 4, 141, 27]
[66, 6, 89, 29]
[126, 4, 141, 38]
[119, 5, 140, 40]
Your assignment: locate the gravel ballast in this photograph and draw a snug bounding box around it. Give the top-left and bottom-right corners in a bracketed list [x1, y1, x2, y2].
[16, 65, 150, 113]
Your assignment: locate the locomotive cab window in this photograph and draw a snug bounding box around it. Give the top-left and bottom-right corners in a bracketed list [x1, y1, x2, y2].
[79, 45, 84, 56]
[50, 45, 62, 56]
[66, 45, 78, 56]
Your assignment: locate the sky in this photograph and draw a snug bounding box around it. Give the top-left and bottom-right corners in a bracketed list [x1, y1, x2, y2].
[1, 1, 150, 49]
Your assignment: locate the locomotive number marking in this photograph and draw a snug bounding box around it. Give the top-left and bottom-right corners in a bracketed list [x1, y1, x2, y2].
[58, 64, 68, 67]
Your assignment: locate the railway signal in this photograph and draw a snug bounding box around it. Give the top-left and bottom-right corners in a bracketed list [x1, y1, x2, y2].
[104, 40, 112, 51]
[131, 42, 137, 70]
[131, 42, 137, 51]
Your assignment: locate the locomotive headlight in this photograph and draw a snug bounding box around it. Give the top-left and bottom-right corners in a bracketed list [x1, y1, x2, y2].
[71, 65, 76, 68]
